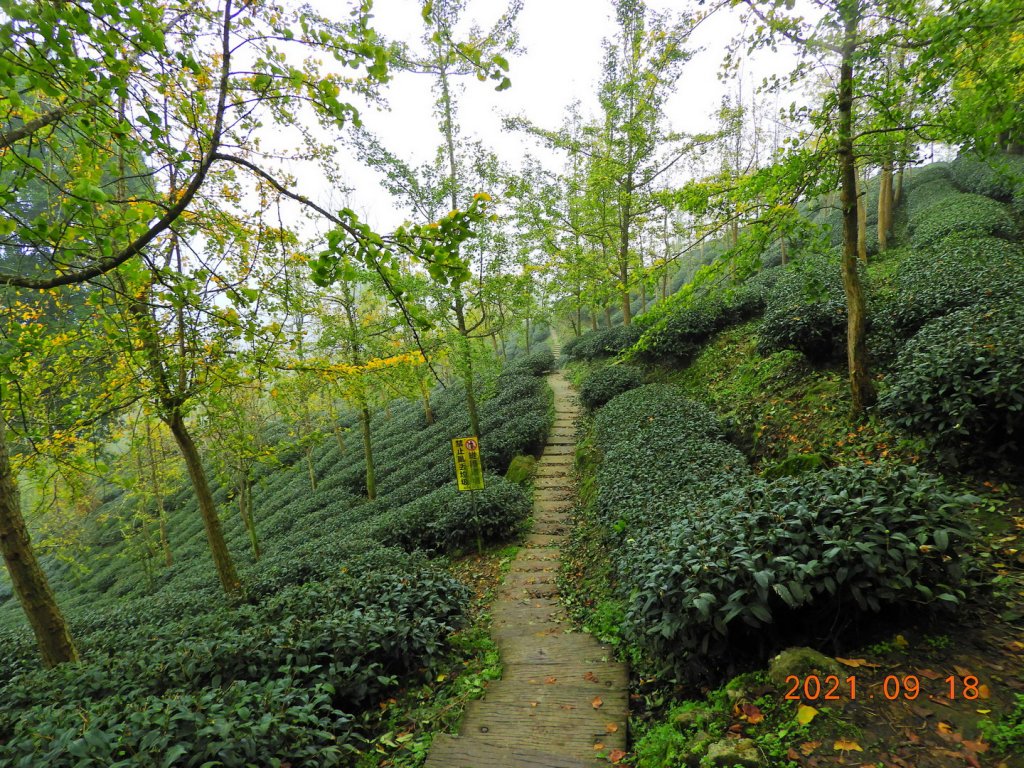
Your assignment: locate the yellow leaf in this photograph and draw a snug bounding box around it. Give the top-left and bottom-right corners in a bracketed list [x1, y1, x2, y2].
[436, 673, 446, 682]
[593, 742, 605, 751]
[797, 704, 819, 725]
[894, 634, 909, 648]
[592, 696, 603, 709]
[833, 739, 863, 752]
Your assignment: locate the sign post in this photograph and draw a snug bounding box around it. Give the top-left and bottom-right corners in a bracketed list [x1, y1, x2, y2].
[452, 437, 485, 552]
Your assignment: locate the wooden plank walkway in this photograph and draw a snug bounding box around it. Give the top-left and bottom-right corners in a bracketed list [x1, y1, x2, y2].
[426, 343, 629, 768]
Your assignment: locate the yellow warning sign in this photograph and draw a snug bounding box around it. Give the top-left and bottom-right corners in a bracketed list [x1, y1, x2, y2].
[452, 437, 484, 491]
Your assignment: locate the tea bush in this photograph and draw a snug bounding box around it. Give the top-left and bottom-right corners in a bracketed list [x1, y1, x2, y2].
[506, 346, 555, 376]
[564, 325, 643, 361]
[879, 297, 1024, 458]
[593, 385, 751, 532]
[0, 345, 554, 766]
[0, 554, 468, 765]
[579, 365, 644, 411]
[950, 153, 1024, 201]
[871, 235, 1024, 360]
[623, 464, 978, 682]
[910, 192, 1017, 248]
[758, 251, 855, 363]
[374, 475, 531, 553]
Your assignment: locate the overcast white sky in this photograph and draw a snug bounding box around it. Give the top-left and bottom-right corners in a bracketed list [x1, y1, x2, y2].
[316, 0, 800, 230]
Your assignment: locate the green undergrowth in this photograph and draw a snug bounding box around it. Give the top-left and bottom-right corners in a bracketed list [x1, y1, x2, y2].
[0, 352, 554, 766]
[354, 545, 517, 768]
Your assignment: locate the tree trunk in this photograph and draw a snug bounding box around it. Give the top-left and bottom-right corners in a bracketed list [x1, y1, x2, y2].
[419, 379, 435, 426]
[837, 0, 877, 417]
[780, 236, 788, 266]
[590, 309, 598, 331]
[894, 163, 905, 207]
[145, 423, 173, 567]
[166, 411, 242, 596]
[856, 164, 868, 262]
[619, 191, 632, 326]
[604, 305, 612, 328]
[524, 317, 531, 355]
[360, 407, 376, 500]
[455, 296, 481, 438]
[238, 474, 260, 561]
[305, 447, 317, 493]
[0, 421, 79, 667]
[878, 156, 893, 252]
[661, 268, 668, 300]
[157, 496, 172, 568]
[640, 280, 647, 314]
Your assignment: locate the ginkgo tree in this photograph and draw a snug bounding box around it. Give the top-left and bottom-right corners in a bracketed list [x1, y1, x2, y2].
[0, 0, 492, 668]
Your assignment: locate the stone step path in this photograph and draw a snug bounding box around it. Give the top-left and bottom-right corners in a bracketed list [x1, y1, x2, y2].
[426, 339, 629, 768]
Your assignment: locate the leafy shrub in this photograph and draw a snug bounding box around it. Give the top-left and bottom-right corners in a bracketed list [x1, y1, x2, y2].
[559, 333, 583, 359]
[0, 679, 354, 768]
[593, 386, 751, 532]
[565, 325, 642, 361]
[870, 235, 1024, 360]
[904, 177, 959, 222]
[634, 271, 778, 364]
[375, 475, 531, 553]
[0, 556, 469, 765]
[950, 153, 1024, 201]
[879, 297, 1024, 458]
[901, 162, 951, 195]
[623, 464, 978, 682]
[579, 365, 644, 411]
[530, 321, 551, 345]
[910, 192, 1017, 248]
[757, 251, 854, 363]
[506, 347, 554, 376]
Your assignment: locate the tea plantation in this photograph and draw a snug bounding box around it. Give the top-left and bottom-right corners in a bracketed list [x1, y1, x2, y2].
[563, 154, 1024, 765]
[0, 350, 555, 767]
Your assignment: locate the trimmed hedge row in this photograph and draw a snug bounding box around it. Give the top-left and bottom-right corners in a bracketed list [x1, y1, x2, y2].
[880, 296, 1024, 459]
[563, 325, 642, 361]
[591, 384, 979, 683]
[624, 465, 977, 681]
[871, 234, 1024, 361]
[757, 251, 856, 363]
[634, 274, 776, 365]
[910, 192, 1017, 248]
[579, 365, 644, 411]
[0, 554, 468, 766]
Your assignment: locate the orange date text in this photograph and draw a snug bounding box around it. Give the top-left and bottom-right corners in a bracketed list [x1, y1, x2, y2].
[783, 674, 983, 701]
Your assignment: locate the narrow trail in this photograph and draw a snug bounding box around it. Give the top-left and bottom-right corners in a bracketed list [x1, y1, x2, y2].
[426, 338, 629, 768]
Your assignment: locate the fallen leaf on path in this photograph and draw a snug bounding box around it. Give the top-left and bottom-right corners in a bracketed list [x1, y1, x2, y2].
[593, 742, 605, 751]
[606, 723, 619, 733]
[836, 657, 879, 668]
[962, 739, 989, 753]
[609, 749, 627, 764]
[584, 671, 599, 683]
[833, 739, 863, 752]
[797, 705, 819, 725]
[978, 684, 991, 699]
[740, 703, 764, 723]
[953, 665, 974, 678]
[917, 668, 941, 680]
[800, 741, 821, 755]
[592, 696, 603, 709]
[545, 676, 557, 684]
